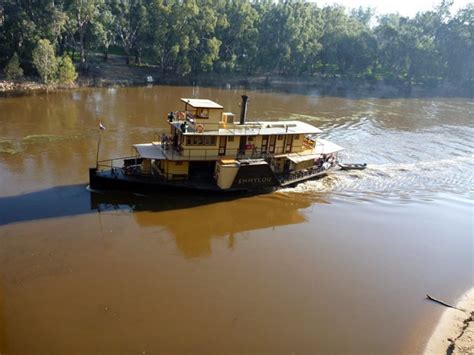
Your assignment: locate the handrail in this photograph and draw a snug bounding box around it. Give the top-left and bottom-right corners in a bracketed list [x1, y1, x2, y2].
[169, 113, 283, 134]
[96, 142, 323, 168]
[277, 164, 334, 186]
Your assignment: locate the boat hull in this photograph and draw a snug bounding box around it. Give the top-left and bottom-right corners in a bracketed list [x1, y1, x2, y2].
[89, 168, 271, 194]
[89, 165, 334, 194]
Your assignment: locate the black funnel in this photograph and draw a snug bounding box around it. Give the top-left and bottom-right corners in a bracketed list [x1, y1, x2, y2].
[240, 95, 249, 125]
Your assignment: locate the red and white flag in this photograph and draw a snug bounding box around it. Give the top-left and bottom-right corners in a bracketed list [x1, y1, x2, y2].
[99, 121, 106, 130]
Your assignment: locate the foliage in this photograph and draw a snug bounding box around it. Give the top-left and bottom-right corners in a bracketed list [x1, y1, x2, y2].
[32, 39, 58, 84]
[0, 0, 472, 89]
[65, 0, 104, 66]
[4, 52, 23, 80]
[58, 55, 78, 85]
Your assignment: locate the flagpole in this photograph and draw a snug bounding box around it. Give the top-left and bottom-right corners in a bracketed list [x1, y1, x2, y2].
[96, 128, 101, 169]
[96, 120, 105, 169]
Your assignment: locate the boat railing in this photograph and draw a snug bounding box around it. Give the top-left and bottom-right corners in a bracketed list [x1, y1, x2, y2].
[97, 156, 173, 180]
[97, 156, 137, 171]
[159, 143, 278, 161]
[158, 142, 325, 161]
[277, 164, 333, 186]
[168, 114, 281, 134]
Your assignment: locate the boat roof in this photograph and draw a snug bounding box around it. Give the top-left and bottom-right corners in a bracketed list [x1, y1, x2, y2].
[276, 139, 344, 163]
[314, 138, 344, 154]
[180, 98, 223, 109]
[178, 120, 322, 136]
[133, 143, 166, 159]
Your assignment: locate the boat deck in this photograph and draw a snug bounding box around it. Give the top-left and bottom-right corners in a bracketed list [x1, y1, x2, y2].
[278, 165, 335, 187]
[96, 168, 225, 192]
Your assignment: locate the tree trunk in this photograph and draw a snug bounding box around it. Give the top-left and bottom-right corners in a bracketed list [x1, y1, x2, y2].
[79, 29, 86, 66]
[123, 44, 131, 65]
[136, 49, 142, 65]
[103, 46, 109, 62]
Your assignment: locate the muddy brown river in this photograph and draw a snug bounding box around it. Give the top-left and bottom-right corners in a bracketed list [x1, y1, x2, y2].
[0, 86, 472, 354]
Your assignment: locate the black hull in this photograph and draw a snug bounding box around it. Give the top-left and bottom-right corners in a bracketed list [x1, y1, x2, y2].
[89, 165, 334, 195]
[89, 168, 272, 194]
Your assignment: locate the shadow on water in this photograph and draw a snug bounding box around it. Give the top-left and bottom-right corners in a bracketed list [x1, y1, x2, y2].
[0, 184, 249, 226]
[0, 185, 93, 226]
[0, 184, 324, 259]
[0, 184, 322, 230]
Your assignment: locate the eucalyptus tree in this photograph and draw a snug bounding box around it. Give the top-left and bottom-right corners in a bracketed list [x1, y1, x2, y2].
[113, 0, 149, 65]
[96, 2, 117, 62]
[164, 0, 223, 74]
[318, 5, 352, 76]
[147, 0, 176, 74]
[65, 0, 104, 66]
[285, 1, 323, 74]
[436, 4, 474, 83]
[32, 38, 58, 84]
[0, 0, 67, 70]
[215, 0, 259, 73]
[333, 9, 377, 78]
[165, 0, 199, 75]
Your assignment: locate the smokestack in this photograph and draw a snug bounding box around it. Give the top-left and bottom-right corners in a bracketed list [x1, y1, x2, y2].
[239, 95, 249, 125]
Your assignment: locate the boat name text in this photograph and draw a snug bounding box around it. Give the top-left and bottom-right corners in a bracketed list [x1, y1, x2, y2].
[237, 177, 273, 185]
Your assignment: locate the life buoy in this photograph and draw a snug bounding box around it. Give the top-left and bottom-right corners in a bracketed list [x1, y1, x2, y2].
[177, 111, 185, 120]
[196, 124, 204, 133]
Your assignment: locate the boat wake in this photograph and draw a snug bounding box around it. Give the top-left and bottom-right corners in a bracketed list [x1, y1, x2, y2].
[280, 155, 473, 202]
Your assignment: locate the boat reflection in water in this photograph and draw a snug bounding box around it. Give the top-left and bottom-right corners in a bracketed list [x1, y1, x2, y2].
[90, 189, 326, 258]
[0, 182, 326, 258]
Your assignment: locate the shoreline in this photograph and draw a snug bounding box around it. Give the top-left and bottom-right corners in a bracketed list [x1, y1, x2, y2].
[424, 288, 474, 354]
[1, 72, 472, 99]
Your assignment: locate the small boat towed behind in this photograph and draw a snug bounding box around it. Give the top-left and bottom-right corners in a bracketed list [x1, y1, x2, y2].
[338, 163, 367, 170]
[89, 95, 346, 193]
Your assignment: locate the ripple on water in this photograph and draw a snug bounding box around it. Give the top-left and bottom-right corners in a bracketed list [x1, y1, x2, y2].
[280, 155, 474, 203]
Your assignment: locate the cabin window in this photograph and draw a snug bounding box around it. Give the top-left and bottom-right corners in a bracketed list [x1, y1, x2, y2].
[203, 136, 216, 145]
[294, 134, 300, 140]
[176, 161, 183, 166]
[228, 136, 234, 142]
[185, 135, 217, 146]
[196, 108, 209, 118]
[247, 136, 255, 142]
[277, 135, 284, 140]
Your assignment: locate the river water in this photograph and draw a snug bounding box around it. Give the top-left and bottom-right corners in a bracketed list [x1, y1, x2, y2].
[0, 86, 472, 354]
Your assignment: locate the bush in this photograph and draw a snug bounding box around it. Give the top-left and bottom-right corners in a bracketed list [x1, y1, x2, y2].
[32, 39, 58, 84]
[57, 55, 78, 85]
[4, 52, 24, 80]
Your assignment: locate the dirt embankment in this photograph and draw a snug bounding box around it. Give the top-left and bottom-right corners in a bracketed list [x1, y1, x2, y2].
[424, 288, 474, 355]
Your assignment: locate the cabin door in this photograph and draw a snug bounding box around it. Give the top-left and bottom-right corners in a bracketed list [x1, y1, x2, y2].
[285, 135, 294, 153]
[261, 136, 268, 154]
[218, 136, 227, 156]
[269, 136, 276, 153]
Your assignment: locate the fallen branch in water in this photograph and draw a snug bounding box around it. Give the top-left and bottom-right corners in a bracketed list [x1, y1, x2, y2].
[426, 294, 465, 312]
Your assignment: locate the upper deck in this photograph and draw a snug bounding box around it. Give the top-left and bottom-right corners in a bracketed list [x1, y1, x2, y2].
[171, 97, 322, 136]
[153, 96, 340, 162]
[170, 119, 322, 136]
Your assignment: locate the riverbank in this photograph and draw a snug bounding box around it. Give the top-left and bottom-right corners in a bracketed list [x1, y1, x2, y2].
[1, 55, 472, 98]
[424, 288, 474, 355]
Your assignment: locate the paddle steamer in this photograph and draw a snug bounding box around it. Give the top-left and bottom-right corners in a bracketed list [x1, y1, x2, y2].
[89, 95, 343, 193]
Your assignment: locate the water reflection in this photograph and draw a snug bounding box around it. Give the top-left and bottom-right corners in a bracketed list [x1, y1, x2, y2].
[0, 86, 473, 354]
[0, 186, 324, 258]
[93, 192, 322, 258]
